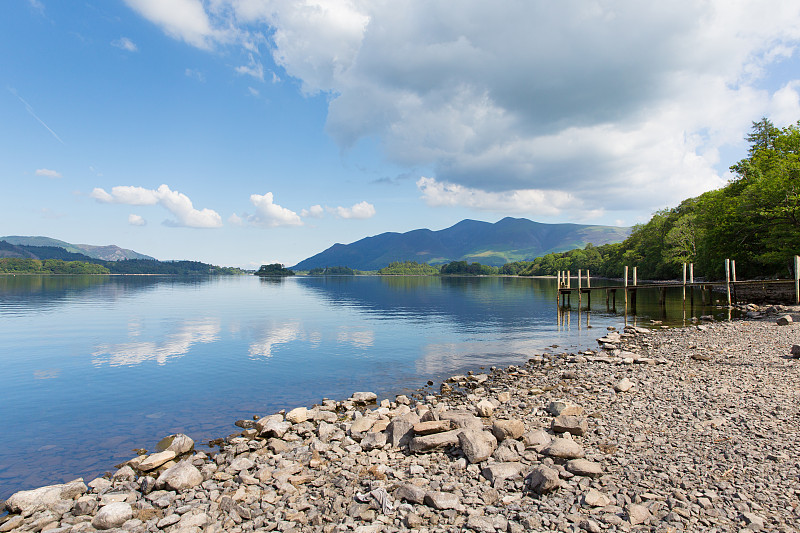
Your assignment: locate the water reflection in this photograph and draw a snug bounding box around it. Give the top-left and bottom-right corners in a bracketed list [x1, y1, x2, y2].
[92, 318, 221, 366]
[248, 322, 301, 359]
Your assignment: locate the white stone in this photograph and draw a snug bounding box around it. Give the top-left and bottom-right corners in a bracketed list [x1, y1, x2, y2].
[92, 502, 133, 530]
[156, 460, 204, 491]
[285, 407, 308, 424]
[5, 479, 86, 515]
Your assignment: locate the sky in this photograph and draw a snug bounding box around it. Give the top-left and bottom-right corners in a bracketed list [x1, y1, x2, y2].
[3, 0, 800, 268]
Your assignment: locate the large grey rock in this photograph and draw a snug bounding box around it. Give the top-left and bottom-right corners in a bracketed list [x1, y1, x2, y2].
[138, 450, 177, 471]
[541, 437, 585, 459]
[413, 420, 452, 435]
[257, 415, 291, 438]
[493, 439, 523, 462]
[285, 407, 308, 424]
[350, 391, 378, 403]
[776, 314, 793, 326]
[5, 479, 87, 515]
[458, 429, 497, 463]
[360, 431, 387, 451]
[491, 419, 525, 441]
[439, 410, 483, 431]
[791, 345, 800, 358]
[547, 400, 584, 416]
[481, 462, 524, 485]
[156, 460, 203, 491]
[527, 465, 560, 493]
[92, 502, 133, 530]
[155, 433, 194, 455]
[583, 488, 613, 507]
[395, 484, 426, 504]
[228, 457, 255, 473]
[350, 415, 377, 435]
[614, 377, 634, 392]
[424, 491, 460, 510]
[387, 413, 419, 447]
[475, 399, 495, 417]
[410, 429, 461, 453]
[626, 504, 652, 525]
[551, 415, 588, 436]
[566, 458, 603, 478]
[522, 429, 552, 451]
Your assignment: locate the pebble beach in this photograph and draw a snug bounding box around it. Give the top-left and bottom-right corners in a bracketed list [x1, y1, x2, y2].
[2, 304, 799, 533]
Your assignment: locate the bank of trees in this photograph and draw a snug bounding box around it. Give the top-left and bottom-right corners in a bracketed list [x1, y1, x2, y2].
[0, 258, 111, 274]
[308, 266, 356, 275]
[378, 261, 439, 275]
[255, 264, 295, 276]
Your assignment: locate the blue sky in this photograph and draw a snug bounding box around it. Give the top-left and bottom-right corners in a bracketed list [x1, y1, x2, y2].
[3, 0, 800, 268]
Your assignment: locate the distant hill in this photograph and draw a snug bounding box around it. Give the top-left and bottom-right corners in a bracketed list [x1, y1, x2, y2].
[0, 236, 154, 261]
[292, 217, 631, 271]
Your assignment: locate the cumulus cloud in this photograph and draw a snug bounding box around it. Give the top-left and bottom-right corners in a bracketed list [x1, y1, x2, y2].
[35, 168, 61, 178]
[247, 192, 303, 227]
[235, 53, 265, 81]
[91, 184, 223, 228]
[111, 37, 138, 52]
[128, 1, 800, 215]
[328, 201, 375, 219]
[301, 204, 324, 218]
[128, 214, 147, 226]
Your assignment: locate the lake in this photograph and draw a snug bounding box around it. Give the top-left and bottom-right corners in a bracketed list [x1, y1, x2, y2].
[0, 274, 733, 499]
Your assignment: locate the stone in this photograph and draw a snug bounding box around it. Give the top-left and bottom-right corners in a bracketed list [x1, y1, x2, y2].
[614, 377, 634, 392]
[458, 429, 497, 463]
[527, 465, 560, 494]
[413, 420, 452, 435]
[228, 457, 255, 472]
[791, 345, 800, 358]
[776, 314, 793, 326]
[285, 407, 308, 424]
[583, 488, 613, 507]
[742, 512, 764, 530]
[156, 460, 204, 491]
[138, 450, 177, 471]
[350, 416, 377, 435]
[350, 392, 378, 403]
[424, 491, 460, 510]
[387, 414, 418, 447]
[476, 399, 495, 417]
[491, 419, 525, 441]
[551, 415, 588, 436]
[409, 429, 461, 453]
[547, 400, 584, 416]
[73, 496, 98, 516]
[5, 479, 87, 515]
[156, 433, 195, 455]
[565, 458, 603, 478]
[541, 437, 585, 459]
[466, 515, 496, 533]
[626, 504, 652, 525]
[91, 502, 133, 530]
[395, 484, 426, 504]
[112, 465, 136, 481]
[257, 416, 292, 438]
[481, 462, 524, 485]
[439, 410, 483, 430]
[0, 516, 24, 532]
[395, 394, 410, 405]
[522, 429, 552, 450]
[360, 431, 387, 451]
[493, 439, 522, 462]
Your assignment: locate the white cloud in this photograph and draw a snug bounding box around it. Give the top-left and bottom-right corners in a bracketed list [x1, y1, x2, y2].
[128, 214, 147, 226]
[111, 37, 138, 52]
[417, 177, 573, 217]
[328, 201, 375, 219]
[228, 213, 244, 225]
[129, 1, 800, 215]
[91, 184, 223, 228]
[35, 168, 61, 178]
[185, 68, 205, 82]
[247, 192, 303, 227]
[301, 204, 324, 218]
[248, 86, 259, 97]
[122, 0, 221, 49]
[235, 53, 264, 81]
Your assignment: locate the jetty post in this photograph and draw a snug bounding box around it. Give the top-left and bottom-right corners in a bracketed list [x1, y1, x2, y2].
[567, 270, 571, 288]
[682, 263, 687, 305]
[624, 266, 629, 308]
[725, 259, 731, 306]
[689, 263, 695, 308]
[795, 255, 799, 304]
[577, 269, 582, 306]
[633, 266, 638, 286]
[586, 269, 591, 307]
[732, 259, 737, 303]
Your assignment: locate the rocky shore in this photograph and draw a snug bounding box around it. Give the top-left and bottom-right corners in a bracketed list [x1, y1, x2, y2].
[3, 304, 800, 532]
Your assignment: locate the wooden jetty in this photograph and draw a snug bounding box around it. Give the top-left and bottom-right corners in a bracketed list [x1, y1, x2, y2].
[556, 258, 800, 310]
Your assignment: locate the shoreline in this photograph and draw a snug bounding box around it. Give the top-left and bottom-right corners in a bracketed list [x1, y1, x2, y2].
[3, 305, 799, 532]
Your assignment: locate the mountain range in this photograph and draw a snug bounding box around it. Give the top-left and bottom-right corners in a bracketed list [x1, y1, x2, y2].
[0, 236, 154, 261]
[292, 217, 631, 271]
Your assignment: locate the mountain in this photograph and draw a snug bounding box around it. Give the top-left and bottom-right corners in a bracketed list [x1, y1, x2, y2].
[0, 236, 154, 261]
[292, 217, 631, 271]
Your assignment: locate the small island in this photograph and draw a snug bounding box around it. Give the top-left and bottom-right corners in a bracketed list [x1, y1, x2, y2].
[255, 263, 295, 277]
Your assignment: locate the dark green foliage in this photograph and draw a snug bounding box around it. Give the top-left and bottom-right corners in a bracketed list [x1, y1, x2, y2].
[108, 259, 245, 275]
[308, 266, 356, 275]
[440, 261, 498, 275]
[377, 261, 439, 275]
[0, 258, 111, 274]
[255, 263, 295, 276]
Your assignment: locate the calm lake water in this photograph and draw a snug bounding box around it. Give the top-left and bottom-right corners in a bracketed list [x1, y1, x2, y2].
[0, 274, 733, 499]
